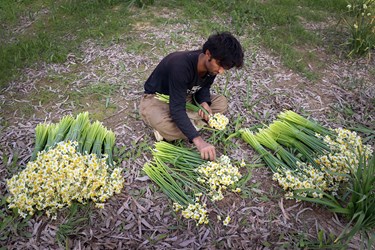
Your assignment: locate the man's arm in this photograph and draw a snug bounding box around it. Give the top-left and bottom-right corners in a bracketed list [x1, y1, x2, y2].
[168, 65, 201, 141]
[168, 59, 216, 161]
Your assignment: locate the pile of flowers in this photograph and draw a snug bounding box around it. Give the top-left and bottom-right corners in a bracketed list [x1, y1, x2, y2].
[196, 155, 242, 201]
[144, 141, 246, 226]
[178, 202, 209, 225]
[316, 128, 373, 183]
[240, 110, 373, 199]
[273, 163, 327, 199]
[7, 141, 124, 219]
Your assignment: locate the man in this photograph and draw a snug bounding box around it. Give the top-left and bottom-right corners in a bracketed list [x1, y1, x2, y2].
[139, 32, 244, 161]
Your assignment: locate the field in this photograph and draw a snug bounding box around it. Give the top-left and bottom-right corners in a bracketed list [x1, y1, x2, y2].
[0, 0, 374, 249]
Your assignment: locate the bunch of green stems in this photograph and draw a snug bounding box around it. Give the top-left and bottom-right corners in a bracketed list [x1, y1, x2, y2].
[143, 158, 194, 206]
[271, 132, 319, 168]
[240, 128, 288, 173]
[152, 141, 205, 167]
[155, 93, 209, 115]
[30, 112, 116, 165]
[268, 121, 330, 155]
[277, 110, 333, 137]
[152, 142, 209, 192]
[255, 129, 300, 170]
[145, 142, 214, 205]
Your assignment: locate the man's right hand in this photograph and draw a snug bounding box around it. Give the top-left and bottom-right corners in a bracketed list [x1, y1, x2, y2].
[192, 136, 216, 161]
[198, 102, 212, 121]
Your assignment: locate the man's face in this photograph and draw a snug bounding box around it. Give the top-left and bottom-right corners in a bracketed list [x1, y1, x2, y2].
[204, 50, 228, 76]
[206, 57, 226, 75]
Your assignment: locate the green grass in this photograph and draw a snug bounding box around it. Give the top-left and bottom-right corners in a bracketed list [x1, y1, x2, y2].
[171, 0, 348, 79]
[0, 0, 135, 88]
[56, 202, 91, 247]
[0, 0, 358, 88]
[0, 196, 32, 244]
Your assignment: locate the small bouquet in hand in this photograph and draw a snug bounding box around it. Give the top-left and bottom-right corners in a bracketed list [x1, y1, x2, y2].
[207, 113, 229, 130]
[155, 93, 229, 130]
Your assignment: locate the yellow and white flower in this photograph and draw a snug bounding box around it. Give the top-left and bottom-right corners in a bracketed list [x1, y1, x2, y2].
[208, 113, 229, 130]
[6, 141, 124, 219]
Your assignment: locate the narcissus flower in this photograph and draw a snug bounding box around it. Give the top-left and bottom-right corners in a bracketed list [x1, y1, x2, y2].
[6, 141, 124, 219]
[208, 113, 229, 130]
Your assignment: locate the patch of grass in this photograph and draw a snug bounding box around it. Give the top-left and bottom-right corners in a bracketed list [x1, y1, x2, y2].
[0, 0, 137, 89]
[82, 82, 119, 100]
[56, 202, 91, 247]
[1, 0, 353, 88]
[1, 148, 21, 177]
[33, 88, 59, 106]
[287, 230, 346, 249]
[168, 0, 346, 79]
[0, 196, 33, 244]
[118, 139, 150, 161]
[0, 0, 43, 25]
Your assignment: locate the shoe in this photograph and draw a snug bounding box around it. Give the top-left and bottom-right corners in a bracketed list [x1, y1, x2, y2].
[153, 130, 164, 141]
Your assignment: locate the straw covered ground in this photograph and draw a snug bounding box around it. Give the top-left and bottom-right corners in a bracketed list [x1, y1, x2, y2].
[1, 5, 374, 250]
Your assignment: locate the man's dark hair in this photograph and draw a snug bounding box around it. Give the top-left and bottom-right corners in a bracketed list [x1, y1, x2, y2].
[202, 32, 244, 69]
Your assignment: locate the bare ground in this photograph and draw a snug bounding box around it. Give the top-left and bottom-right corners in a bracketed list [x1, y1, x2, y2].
[0, 7, 374, 250]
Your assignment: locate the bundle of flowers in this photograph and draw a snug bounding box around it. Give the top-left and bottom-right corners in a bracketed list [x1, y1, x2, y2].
[7, 141, 124, 219]
[31, 112, 116, 166]
[239, 110, 373, 199]
[196, 155, 242, 201]
[155, 93, 229, 130]
[144, 141, 245, 226]
[143, 157, 209, 226]
[315, 128, 373, 185]
[207, 113, 229, 131]
[6, 112, 122, 218]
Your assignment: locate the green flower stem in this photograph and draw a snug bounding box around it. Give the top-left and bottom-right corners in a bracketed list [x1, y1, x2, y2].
[269, 121, 329, 154]
[65, 112, 90, 142]
[272, 133, 318, 168]
[104, 130, 116, 166]
[31, 123, 49, 160]
[155, 93, 208, 115]
[153, 141, 205, 167]
[82, 121, 101, 153]
[143, 159, 192, 205]
[45, 123, 58, 150]
[53, 115, 74, 146]
[169, 167, 208, 193]
[240, 128, 288, 172]
[255, 129, 299, 170]
[277, 110, 333, 137]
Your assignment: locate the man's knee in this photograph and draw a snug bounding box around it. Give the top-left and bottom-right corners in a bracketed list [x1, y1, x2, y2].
[211, 95, 228, 114]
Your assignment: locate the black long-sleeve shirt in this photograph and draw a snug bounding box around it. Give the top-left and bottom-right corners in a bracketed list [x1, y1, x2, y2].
[144, 50, 216, 141]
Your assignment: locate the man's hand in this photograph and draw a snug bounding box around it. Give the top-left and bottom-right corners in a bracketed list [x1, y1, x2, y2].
[198, 102, 212, 121]
[192, 136, 216, 161]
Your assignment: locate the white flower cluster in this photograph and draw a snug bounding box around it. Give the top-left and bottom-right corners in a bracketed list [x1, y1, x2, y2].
[196, 155, 242, 201]
[208, 113, 229, 130]
[174, 202, 209, 225]
[273, 128, 373, 199]
[273, 162, 327, 199]
[316, 128, 373, 183]
[6, 141, 124, 219]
